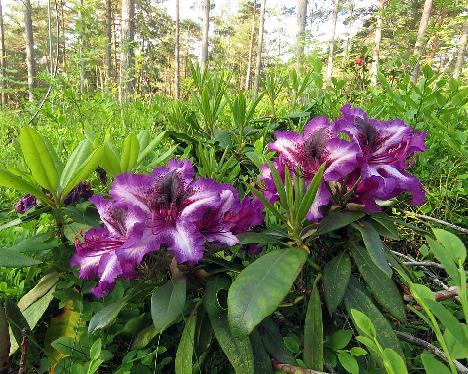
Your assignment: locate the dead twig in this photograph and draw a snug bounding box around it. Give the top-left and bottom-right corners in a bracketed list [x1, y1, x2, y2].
[403, 211, 468, 234]
[396, 331, 468, 373]
[18, 329, 28, 374]
[404, 284, 468, 303]
[271, 359, 328, 374]
[403, 261, 444, 269]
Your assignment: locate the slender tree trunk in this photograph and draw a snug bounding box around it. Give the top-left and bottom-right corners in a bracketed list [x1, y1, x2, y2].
[326, 0, 340, 86]
[119, 0, 135, 102]
[175, 0, 180, 99]
[79, 0, 87, 93]
[453, 21, 468, 79]
[60, 0, 66, 70]
[23, 0, 36, 102]
[370, 0, 385, 86]
[296, 0, 308, 74]
[253, 0, 266, 95]
[200, 0, 210, 71]
[411, 0, 433, 83]
[0, 0, 6, 106]
[105, 0, 113, 90]
[244, 0, 256, 91]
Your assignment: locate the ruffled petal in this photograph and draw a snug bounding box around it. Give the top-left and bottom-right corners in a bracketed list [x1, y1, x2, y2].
[268, 131, 304, 165]
[303, 116, 332, 139]
[110, 173, 153, 213]
[323, 138, 361, 181]
[305, 182, 332, 221]
[166, 222, 205, 264]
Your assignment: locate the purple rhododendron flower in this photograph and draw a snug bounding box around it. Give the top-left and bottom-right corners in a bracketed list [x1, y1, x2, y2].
[71, 159, 264, 296]
[15, 194, 37, 214]
[71, 195, 154, 297]
[335, 105, 427, 211]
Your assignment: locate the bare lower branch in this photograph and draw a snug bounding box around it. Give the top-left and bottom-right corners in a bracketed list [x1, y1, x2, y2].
[404, 285, 468, 302]
[403, 210, 468, 234]
[396, 331, 468, 373]
[271, 359, 328, 374]
[403, 261, 444, 269]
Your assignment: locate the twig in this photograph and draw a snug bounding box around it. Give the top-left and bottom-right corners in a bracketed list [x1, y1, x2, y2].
[403, 211, 468, 234]
[271, 359, 328, 374]
[403, 261, 444, 269]
[18, 329, 28, 374]
[404, 285, 468, 303]
[396, 331, 468, 374]
[324, 362, 338, 374]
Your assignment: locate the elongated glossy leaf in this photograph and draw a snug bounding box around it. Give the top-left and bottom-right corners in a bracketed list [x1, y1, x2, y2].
[0, 303, 9, 374]
[228, 248, 307, 337]
[421, 353, 451, 374]
[137, 131, 166, 164]
[250, 330, 273, 374]
[317, 211, 365, 235]
[344, 278, 403, 357]
[151, 277, 186, 333]
[204, 276, 255, 374]
[304, 284, 323, 371]
[100, 142, 121, 176]
[0, 250, 41, 267]
[297, 164, 325, 223]
[369, 215, 400, 240]
[258, 318, 296, 365]
[120, 134, 140, 172]
[236, 231, 282, 245]
[131, 325, 158, 350]
[19, 127, 59, 192]
[351, 245, 406, 322]
[62, 146, 104, 198]
[18, 272, 59, 311]
[352, 221, 392, 276]
[0, 168, 53, 206]
[59, 140, 93, 192]
[88, 298, 127, 334]
[7, 233, 59, 253]
[175, 311, 197, 374]
[323, 252, 351, 314]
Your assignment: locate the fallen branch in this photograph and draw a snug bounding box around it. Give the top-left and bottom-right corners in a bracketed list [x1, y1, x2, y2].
[271, 359, 328, 374]
[404, 285, 467, 303]
[403, 211, 468, 234]
[396, 331, 468, 373]
[403, 261, 444, 270]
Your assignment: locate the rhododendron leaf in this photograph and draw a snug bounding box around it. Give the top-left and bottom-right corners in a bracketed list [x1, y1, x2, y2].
[0, 168, 53, 206]
[352, 221, 392, 277]
[88, 298, 127, 334]
[304, 283, 323, 370]
[151, 277, 187, 334]
[137, 131, 166, 164]
[317, 211, 365, 235]
[228, 248, 307, 337]
[351, 244, 406, 322]
[297, 163, 324, 223]
[119, 134, 140, 172]
[59, 139, 93, 194]
[323, 252, 351, 315]
[175, 310, 197, 374]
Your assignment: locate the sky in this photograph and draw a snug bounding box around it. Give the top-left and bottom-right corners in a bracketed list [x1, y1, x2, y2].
[3, 0, 377, 60]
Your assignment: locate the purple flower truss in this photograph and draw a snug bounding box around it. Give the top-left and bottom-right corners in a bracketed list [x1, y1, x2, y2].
[71, 159, 264, 296]
[15, 194, 37, 214]
[263, 105, 427, 218]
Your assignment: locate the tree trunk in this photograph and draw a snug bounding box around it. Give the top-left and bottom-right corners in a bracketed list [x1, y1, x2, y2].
[119, 0, 135, 102]
[175, 0, 180, 99]
[296, 0, 308, 74]
[411, 0, 433, 83]
[244, 0, 256, 91]
[200, 0, 210, 71]
[79, 0, 87, 93]
[105, 0, 113, 90]
[23, 0, 36, 102]
[0, 0, 6, 106]
[370, 0, 385, 86]
[453, 21, 468, 79]
[326, 0, 339, 86]
[253, 0, 266, 95]
[60, 0, 66, 70]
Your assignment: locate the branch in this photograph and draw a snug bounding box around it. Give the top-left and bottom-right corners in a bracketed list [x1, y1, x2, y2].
[403, 261, 444, 270]
[403, 211, 468, 234]
[404, 285, 468, 303]
[271, 360, 328, 374]
[396, 331, 468, 374]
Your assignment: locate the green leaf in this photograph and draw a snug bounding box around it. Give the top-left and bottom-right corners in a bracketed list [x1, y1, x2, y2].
[444, 329, 468, 359]
[88, 298, 127, 334]
[0, 249, 41, 267]
[0, 168, 53, 206]
[432, 229, 465, 263]
[228, 248, 308, 337]
[19, 127, 59, 192]
[327, 330, 352, 351]
[6, 233, 59, 253]
[426, 237, 459, 282]
[316, 211, 365, 235]
[350, 347, 367, 356]
[369, 215, 400, 240]
[297, 164, 324, 223]
[131, 325, 158, 350]
[266, 160, 287, 210]
[137, 131, 166, 164]
[421, 353, 451, 374]
[59, 140, 93, 193]
[352, 221, 392, 276]
[100, 142, 121, 176]
[175, 311, 197, 374]
[18, 272, 60, 311]
[0, 303, 9, 374]
[303, 284, 323, 371]
[250, 330, 273, 374]
[62, 146, 104, 199]
[204, 276, 255, 374]
[383, 349, 408, 374]
[236, 231, 283, 245]
[151, 277, 186, 334]
[89, 339, 102, 360]
[120, 134, 140, 172]
[257, 318, 296, 365]
[350, 309, 376, 338]
[345, 279, 403, 357]
[337, 351, 359, 374]
[323, 252, 351, 314]
[351, 244, 406, 322]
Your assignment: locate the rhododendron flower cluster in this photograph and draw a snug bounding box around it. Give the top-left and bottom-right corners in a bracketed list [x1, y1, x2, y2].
[262, 105, 427, 219]
[71, 159, 263, 297]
